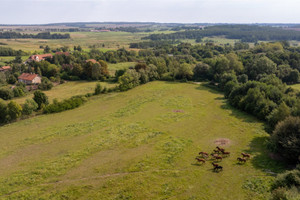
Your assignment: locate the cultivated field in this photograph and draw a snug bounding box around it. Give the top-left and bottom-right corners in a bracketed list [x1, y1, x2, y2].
[8, 81, 117, 104]
[0, 31, 150, 53]
[0, 81, 284, 199]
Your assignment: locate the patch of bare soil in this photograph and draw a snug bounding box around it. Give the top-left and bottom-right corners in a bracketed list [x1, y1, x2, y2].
[214, 138, 231, 146]
[173, 110, 184, 113]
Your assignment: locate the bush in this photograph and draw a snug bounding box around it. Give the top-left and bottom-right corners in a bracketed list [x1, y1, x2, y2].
[0, 100, 8, 123]
[0, 88, 14, 100]
[13, 86, 25, 97]
[270, 117, 300, 163]
[33, 90, 49, 109]
[118, 69, 141, 91]
[271, 166, 300, 200]
[6, 101, 22, 121]
[22, 99, 38, 115]
[94, 83, 102, 95]
[43, 95, 87, 114]
[38, 77, 53, 90]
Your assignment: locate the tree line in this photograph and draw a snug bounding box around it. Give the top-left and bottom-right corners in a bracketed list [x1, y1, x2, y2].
[0, 32, 70, 39]
[143, 25, 300, 42]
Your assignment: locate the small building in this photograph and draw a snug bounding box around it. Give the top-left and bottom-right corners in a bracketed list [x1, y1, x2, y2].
[27, 54, 53, 62]
[18, 73, 41, 85]
[0, 66, 11, 72]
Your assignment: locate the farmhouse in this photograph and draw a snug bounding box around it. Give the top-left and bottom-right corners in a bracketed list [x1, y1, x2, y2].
[0, 66, 11, 72]
[18, 73, 41, 85]
[27, 54, 53, 62]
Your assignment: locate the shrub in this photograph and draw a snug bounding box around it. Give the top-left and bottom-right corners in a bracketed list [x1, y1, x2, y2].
[94, 83, 102, 95]
[270, 117, 300, 163]
[33, 90, 49, 109]
[118, 69, 141, 91]
[0, 99, 8, 123]
[13, 86, 25, 97]
[43, 95, 87, 114]
[38, 77, 53, 90]
[7, 101, 22, 121]
[22, 99, 38, 115]
[0, 88, 14, 100]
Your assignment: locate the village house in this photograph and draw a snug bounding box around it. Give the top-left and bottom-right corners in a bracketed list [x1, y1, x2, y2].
[27, 54, 53, 62]
[18, 73, 42, 85]
[0, 66, 11, 72]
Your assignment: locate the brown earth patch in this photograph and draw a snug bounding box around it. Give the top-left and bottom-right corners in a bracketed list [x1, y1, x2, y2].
[173, 110, 184, 113]
[214, 138, 231, 146]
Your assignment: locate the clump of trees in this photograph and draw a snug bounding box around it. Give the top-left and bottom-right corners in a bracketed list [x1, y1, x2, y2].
[43, 95, 87, 114]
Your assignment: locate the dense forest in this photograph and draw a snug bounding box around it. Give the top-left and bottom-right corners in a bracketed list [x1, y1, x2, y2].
[143, 25, 300, 42]
[0, 32, 70, 39]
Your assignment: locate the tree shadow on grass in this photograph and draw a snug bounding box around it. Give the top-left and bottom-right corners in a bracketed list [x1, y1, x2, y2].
[195, 83, 222, 95]
[244, 136, 287, 175]
[196, 83, 264, 124]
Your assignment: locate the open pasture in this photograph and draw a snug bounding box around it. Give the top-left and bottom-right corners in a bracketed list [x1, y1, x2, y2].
[0, 81, 284, 199]
[8, 81, 117, 104]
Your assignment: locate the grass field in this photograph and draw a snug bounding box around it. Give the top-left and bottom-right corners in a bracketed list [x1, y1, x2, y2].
[291, 83, 300, 91]
[0, 31, 152, 53]
[0, 81, 285, 199]
[108, 62, 135, 75]
[8, 81, 117, 104]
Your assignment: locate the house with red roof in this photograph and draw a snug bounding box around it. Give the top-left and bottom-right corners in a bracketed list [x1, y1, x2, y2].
[0, 66, 11, 72]
[27, 54, 53, 62]
[18, 73, 41, 85]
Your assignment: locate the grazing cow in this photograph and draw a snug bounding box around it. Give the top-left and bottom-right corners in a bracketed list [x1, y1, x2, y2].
[241, 153, 251, 159]
[195, 157, 206, 164]
[237, 157, 247, 163]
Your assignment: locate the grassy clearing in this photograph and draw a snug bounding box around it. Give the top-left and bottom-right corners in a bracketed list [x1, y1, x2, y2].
[290, 83, 300, 91]
[108, 62, 135, 75]
[7, 81, 117, 104]
[0, 81, 285, 199]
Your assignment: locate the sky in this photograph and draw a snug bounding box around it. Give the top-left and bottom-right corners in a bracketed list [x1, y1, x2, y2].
[1, 0, 300, 24]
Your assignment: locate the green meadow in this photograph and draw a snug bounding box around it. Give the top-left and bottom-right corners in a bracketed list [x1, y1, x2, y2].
[0, 81, 284, 199]
[7, 81, 117, 105]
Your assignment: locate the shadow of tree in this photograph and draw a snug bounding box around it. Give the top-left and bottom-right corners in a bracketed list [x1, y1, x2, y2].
[245, 136, 286, 174]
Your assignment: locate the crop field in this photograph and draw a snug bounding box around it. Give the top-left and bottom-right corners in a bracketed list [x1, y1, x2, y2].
[7, 81, 117, 104]
[0, 31, 151, 53]
[0, 81, 284, 199]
